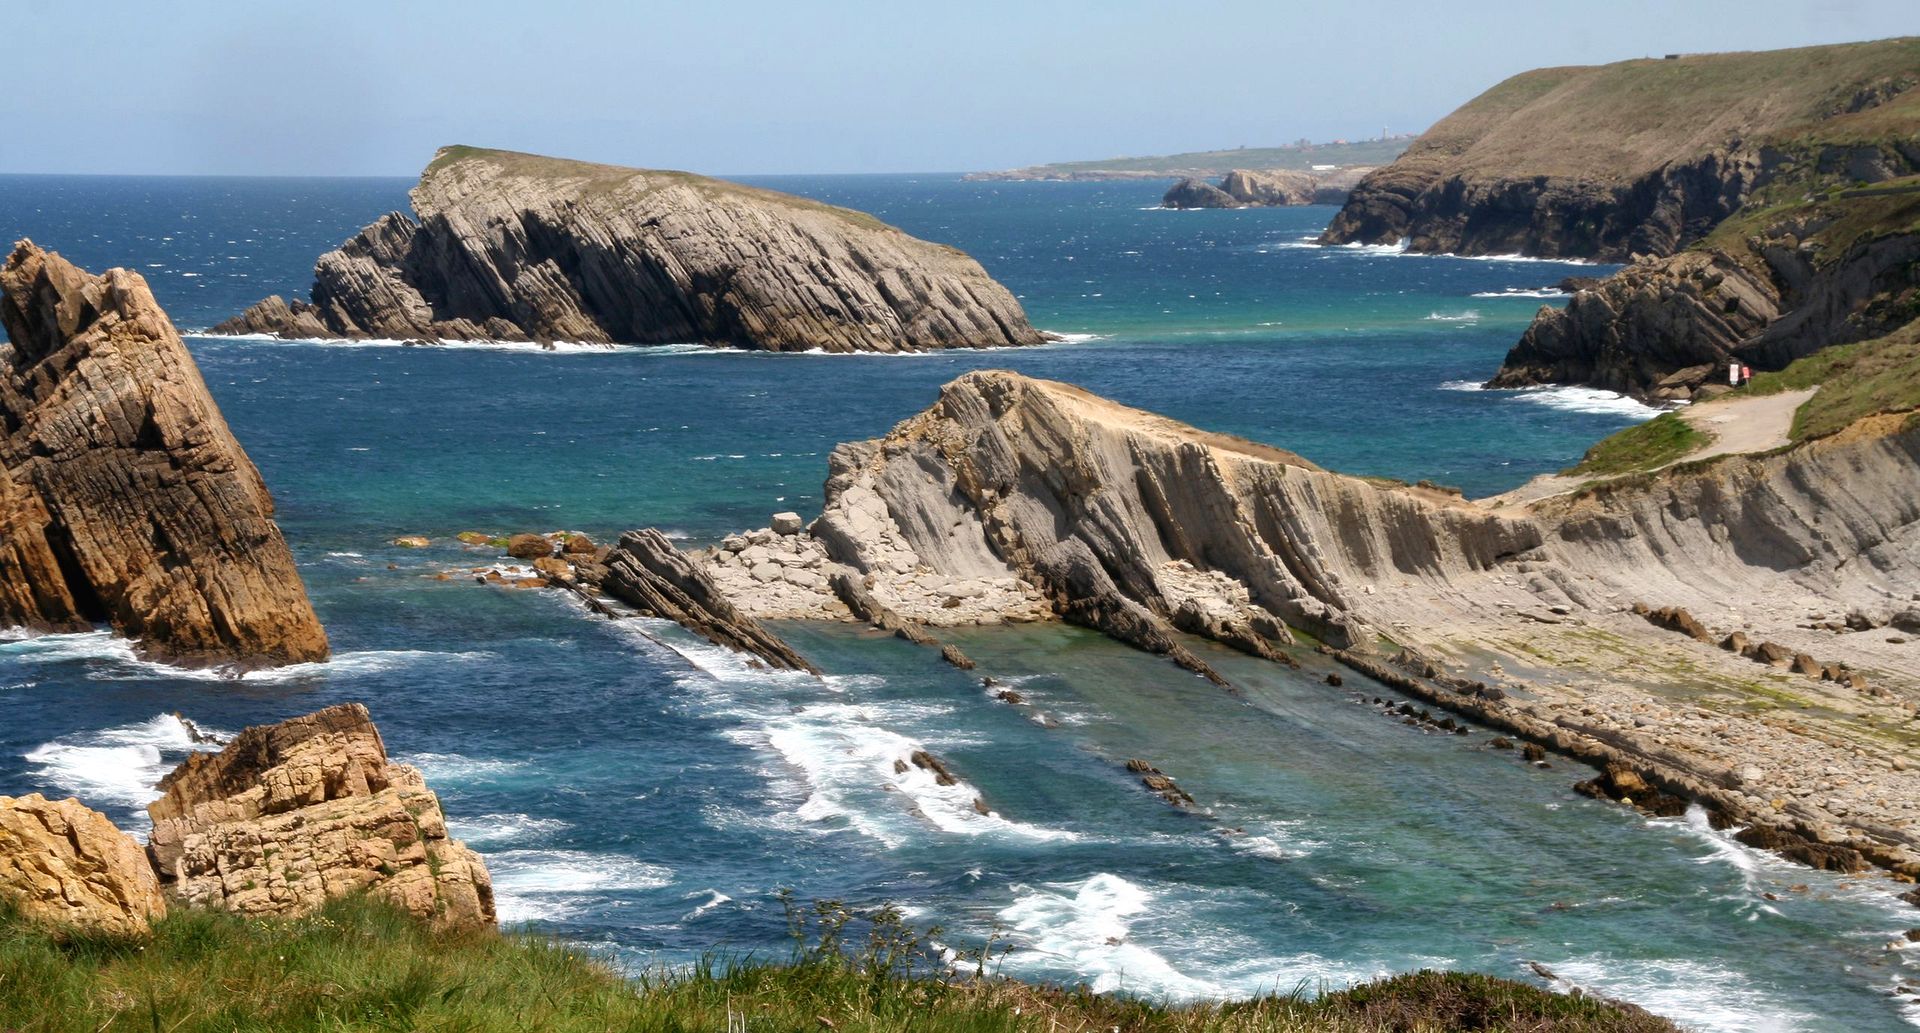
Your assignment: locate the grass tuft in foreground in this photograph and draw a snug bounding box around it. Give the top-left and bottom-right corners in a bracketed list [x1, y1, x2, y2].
[0, 894, 1677, 1033]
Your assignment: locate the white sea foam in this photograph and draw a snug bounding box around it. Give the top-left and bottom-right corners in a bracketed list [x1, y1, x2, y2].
[1229, 820, 1326, 861]
[23, 713, 228, 821]
[1050, 332, 1109, 344]
[1424, 310, 1480, 323]
[445, 813, 572, 847]
[997, 874, 1389, 1000]
[1546, 955, 1816, 1033]
[486, 849, 674, 924]
[1274, 237, 1603, 265]
[194, 332, 702, 355]
[396, 752, 530, 783]
[680, 889, 733, 922]
[1504, 385, 1665, 418]
[0, 629, 490, 682]
[1471, 288, 1571, 299]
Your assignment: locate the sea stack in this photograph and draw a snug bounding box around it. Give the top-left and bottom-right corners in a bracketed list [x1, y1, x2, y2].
[0, 242, 329, 668]
[215, 146, 1048, 353]
[1320, 38, 1920, 259]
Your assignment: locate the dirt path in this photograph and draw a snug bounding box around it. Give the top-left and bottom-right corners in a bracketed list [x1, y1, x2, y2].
[1479, 387, 1820, 510]
[1679, 386, 1817, 460]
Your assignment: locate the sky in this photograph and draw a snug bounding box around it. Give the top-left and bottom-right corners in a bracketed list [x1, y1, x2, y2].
[3, 0, 1915, 177]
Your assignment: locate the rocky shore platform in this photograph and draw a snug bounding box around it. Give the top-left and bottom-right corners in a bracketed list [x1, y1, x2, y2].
[566, 370, 1919, 890]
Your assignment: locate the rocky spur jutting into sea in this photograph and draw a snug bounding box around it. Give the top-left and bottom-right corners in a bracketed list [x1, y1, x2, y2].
[1, 160, 1918, 1031]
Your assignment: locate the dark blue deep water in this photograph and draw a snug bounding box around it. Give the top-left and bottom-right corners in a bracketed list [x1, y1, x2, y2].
[2, 173, 1915, 1031]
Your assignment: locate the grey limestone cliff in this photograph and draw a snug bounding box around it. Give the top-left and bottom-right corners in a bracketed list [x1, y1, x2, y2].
[215, 147, 1046, 353]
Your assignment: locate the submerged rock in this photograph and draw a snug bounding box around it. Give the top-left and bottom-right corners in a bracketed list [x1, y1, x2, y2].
[0, 241, 328, 667]
[146, 703, 494, 929]
[0, 793, 167, 937]
[215, 146, 1046, 353]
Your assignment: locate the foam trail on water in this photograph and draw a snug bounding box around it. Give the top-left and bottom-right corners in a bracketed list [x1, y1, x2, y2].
[445, 813, 572, 847]
[23, 714, 229, 828]
[1501, 385, 1664, 418]
[0, 629, 492, 683]
[1472, 288, 1571, 299]
[1547, 955, 1815, 1033]
[487, 849, 675, 924]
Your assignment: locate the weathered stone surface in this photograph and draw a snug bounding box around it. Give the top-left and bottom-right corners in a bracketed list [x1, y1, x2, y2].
[215, 146, 1046, 354]
[594, 528, 818, 672]
[505, 533, 552, 560]
[1161, 178, 1239, 209]
[146, 703, 493, 929]
[1162, 167, 1373, 209]
[0, 794, 166, 937]
[0, 241, 328, 667]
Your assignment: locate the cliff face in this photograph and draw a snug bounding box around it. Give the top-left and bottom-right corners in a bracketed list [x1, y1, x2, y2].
[1162, 168, 1369, 209]
[0, 242, 328, 668]
[0, 793, 168, 938]
[1490, 186, 1920, 395]
[216, 146, 1046, 353]
[147, 704, 494, 929]
[1320, 38, 1920, 259]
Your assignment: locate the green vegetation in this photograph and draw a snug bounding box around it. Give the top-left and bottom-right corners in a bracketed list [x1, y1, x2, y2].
[0, 895, 1677, 1033]
[1746, 320, 1920, 439]
[1400, 36, 1920, 182]
[423, 145, 890, 232]
[1567, 412, 1711, 477]
[975, 138, 1411, 179]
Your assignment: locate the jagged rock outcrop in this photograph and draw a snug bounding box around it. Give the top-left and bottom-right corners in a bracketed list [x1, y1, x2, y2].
[146, 704, 494, 929]
[1162, 168, 1370, 209]
[1489, 192, 1920, 395]
[214, 146, 1046, 353]
[0, 241, 328, 667]
[592, 528, 819, 673]
[1321, 38, 1920, 258]
[0, 794, 168, 937]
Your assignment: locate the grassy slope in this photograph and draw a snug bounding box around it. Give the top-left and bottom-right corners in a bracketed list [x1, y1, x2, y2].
[981, 139, 1411, 177]
[1567, 412, 1711, 477]
[1747, 318, 1920, 439]
[0, 897, 1678, 1033]
[1386, 37, 1920, 183]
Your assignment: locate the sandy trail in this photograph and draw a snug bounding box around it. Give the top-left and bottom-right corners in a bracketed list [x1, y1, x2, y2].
[1479, 386, 1820, 510]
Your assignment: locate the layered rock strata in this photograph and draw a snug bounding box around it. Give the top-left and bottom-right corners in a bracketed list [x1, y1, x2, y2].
[593, 529, 819, 673]
[653, 371, 1920, 878]
[1489, 198, 1920, 395]
[1162, 167, 1368, 209]
[146, 703, 494, 929]
[1321, 38, 1920, 258]
[0, 794, 167, 937]
[214, 146, 1046, 353]
[0, 241, 328, 667]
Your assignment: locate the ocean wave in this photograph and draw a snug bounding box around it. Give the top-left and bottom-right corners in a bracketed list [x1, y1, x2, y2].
[1544, 955, 1815, 1033]
[193, 332, 711, 356]
[1049, 332, 1109, 344]
[445, 812, 572, 847]
[1424, 310, 1480, 323]
[396, 752, 530, 783]
[22, 713, 228, 820]
[1502, 385, 1665, 418]
[486, 849, 675, 924]
[0, 629, 492, 682]
[1273, 238, 1603, 265]
[680, 889, 733, 922]
[1471, 288, 1571, 299]
[997, 874, 1392, 1000]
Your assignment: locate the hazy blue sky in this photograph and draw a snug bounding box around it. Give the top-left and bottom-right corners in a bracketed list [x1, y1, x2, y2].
[5, 0, 1914, 176]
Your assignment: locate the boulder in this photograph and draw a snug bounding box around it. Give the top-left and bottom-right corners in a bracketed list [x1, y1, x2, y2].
[0, 242, 328, 667]
[505, 533, 552, 560]
[562, 534, 596, 554]
[0, 794, 167, 938]
[770, 512, 805, 535]
[1161, 178, 1239, 209]
[146, 703, 494, 929]
[533, 556, 572, 580]
[391, 535, 431, 548]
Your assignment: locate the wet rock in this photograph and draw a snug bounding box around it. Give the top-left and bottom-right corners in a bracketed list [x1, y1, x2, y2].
[392, 535, 430, 548]
[0, 793, 167, 937]
[1574, 762, 1689, 816]
[939, 643, 976, 670]
[562, 534, 596, 555]
[506, 533, 552, 560]
[1124, 759, 1196, 808]
[909, 750, 959, 787]
[1734, 824, 1870, 873]
[596, 529, 818, 673]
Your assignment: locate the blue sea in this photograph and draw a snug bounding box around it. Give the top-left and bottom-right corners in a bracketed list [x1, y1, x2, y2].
[1, 173, 1915, 1031]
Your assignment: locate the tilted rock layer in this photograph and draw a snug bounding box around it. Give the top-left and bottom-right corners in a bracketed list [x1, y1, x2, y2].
[0, 794, 167, 937]
[215, 146, 1046, 353]
[1162, 167, 1371, 209]
[147, 703, 494, 929]
[0, 241, 328, 667]
[1321, 37, 1920, 259]
[1491, 190, 1920, 395]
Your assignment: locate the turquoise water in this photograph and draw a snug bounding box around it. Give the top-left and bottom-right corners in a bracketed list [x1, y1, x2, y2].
[1, 174, 1916, 1030]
